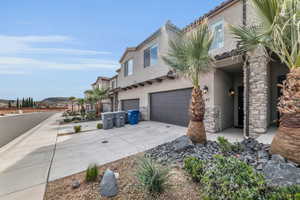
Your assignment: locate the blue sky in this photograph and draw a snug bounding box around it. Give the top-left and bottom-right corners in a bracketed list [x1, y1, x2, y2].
[0, 0, 224, 100]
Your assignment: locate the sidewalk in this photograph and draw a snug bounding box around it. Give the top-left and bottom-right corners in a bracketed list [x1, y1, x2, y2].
[0, 113, 59, 200]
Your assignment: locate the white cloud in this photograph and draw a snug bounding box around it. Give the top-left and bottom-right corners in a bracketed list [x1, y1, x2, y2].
[0, 70, 28, 75]
[0, 35, 111, 55]
[0, 56, 118, 71]
[0, 35, 117, 74]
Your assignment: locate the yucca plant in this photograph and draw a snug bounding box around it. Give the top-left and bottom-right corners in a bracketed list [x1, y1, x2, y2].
[135, 158, 170, 195]
[163, 19, 214, 143]
[230, 0, 300, 163]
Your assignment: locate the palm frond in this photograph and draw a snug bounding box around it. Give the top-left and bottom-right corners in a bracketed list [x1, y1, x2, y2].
[163, 19, 214, 87]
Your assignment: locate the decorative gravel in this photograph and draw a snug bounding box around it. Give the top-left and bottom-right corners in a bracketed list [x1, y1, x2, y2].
[146, 136, 300, 187]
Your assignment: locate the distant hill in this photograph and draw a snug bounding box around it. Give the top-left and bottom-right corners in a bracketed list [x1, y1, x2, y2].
[41, 97, 70, 103]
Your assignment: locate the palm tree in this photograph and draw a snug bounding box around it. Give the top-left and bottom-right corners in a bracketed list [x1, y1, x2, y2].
[163, 20, 214, 144]
[76, 98, 86, 117]
[85, 88, 108, 117]
[230, 0, 300, 163]
[69, 96, 76, 112]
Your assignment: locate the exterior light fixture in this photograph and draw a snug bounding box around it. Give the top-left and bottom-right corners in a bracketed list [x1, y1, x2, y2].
[203, 85, 209, 94]
[229, 88, 235, 96]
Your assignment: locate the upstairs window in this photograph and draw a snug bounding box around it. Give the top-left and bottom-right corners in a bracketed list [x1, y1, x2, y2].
[210, 20, 224, 50]
[124, 59, 133, 77]
[144, 44, 158, 67]
[111, 80, 115, 89]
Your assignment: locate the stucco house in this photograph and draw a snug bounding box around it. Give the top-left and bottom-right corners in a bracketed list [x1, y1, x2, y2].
[98, 0, 288, 138]
[85, 76, 112, 112]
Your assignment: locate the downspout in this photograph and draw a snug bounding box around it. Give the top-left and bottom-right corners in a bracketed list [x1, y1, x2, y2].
[243, 0, 250, 137]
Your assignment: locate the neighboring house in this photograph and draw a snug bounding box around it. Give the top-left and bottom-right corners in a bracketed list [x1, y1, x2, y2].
[97, 0, 288, 138]
[87, 76, 112, 112]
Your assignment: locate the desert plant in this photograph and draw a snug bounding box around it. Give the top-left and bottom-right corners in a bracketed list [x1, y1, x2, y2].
[230, 0, 300, 163]
[265, 185, 300, 200]
[73, 125, 81, 133]
[86, 111, 97, 121]
[85, 88, 108, 117]
[76, 98, 86, 119]
[163, 19, 214, 144]
[136, 158, 170, 195]
[183, 157, 206, 182]
[85, 164, 98, 182]
[97, 123, 103, 129]
[201, 155, 266, 200]
[69, 96, 76, 112]
[217, 136, 233, 154]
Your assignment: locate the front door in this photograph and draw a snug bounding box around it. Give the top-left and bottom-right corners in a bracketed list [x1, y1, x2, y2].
[238, 86, 244, 128]
[277, 75, 286, 126]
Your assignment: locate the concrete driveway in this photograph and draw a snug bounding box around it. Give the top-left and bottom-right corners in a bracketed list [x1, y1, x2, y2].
[49, 121, 186, 181]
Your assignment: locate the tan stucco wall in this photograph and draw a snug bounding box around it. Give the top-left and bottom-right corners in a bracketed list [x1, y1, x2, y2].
[117, 25, 179, 88]
[213, 69, 235, 130]
[208, 0, 243, 56]
[118, 74, 213, 120]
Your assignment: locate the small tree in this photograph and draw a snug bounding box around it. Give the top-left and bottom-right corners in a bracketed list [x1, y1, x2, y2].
[85, 88, 108, 117]
[163, 19, 214, 143]
[76, 98, 86, 118]
[69, 96, 76, 112]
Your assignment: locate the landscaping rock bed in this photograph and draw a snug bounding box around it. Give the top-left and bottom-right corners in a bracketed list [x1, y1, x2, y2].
[146, 136, 300, 187]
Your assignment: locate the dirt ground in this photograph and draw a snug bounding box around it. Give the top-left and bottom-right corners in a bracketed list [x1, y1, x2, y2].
[44, 154, 200, 200]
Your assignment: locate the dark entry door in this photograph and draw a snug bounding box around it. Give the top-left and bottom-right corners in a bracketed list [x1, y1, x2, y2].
[238, 86, 244, 128]
[121, 99, 139, 111]
[277, 75, 286, 126]
[150, 88, 192, 126]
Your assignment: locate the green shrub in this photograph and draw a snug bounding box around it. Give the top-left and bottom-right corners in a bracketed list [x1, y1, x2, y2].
[216, 136, 243, 154]
[85, 164, 98, 182]
[71, 116, 82, 122]
[265, 185, 300, 200]
[86, 111, 97, 121]
[73, 125, 81, 133]
[217, 136, 233, 153]
[136, 158, 170, 195]
[201, 155, 266, 200]
[63, 118, 72, 123]
[183, 157, 206, 182]
[97, 123, 103, 129]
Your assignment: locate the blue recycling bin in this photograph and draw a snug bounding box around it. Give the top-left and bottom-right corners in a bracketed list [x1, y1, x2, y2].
[127, 109, 140, 125]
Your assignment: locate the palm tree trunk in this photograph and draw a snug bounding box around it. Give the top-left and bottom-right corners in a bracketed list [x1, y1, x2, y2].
[271, 68, 300, 164]
[187, 87, 207, 144]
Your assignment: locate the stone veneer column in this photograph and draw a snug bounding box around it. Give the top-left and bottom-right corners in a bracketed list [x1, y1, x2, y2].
[247, 48, 269, 137]
[204, 106, 221, 133]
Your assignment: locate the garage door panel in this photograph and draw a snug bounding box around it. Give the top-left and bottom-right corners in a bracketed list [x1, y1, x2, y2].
[150, 88, 192, 126]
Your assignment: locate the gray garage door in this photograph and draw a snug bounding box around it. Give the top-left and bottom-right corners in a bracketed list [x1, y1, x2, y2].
[121, 99, 140, 111]
[150, 88, 192, 126]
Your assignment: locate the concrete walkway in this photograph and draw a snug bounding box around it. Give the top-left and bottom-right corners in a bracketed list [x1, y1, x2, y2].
[0, 113, 59, 200]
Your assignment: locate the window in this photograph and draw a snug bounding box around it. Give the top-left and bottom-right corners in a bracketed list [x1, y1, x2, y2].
[210, 20, 224, 50]
[111, 80, 115, 89]
[124, 59, 133, 76]
[144, 44, 158, 67]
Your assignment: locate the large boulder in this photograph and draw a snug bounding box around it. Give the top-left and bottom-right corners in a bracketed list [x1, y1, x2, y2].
[99, 169, 118, 197]
[173, 136, 194, 152]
